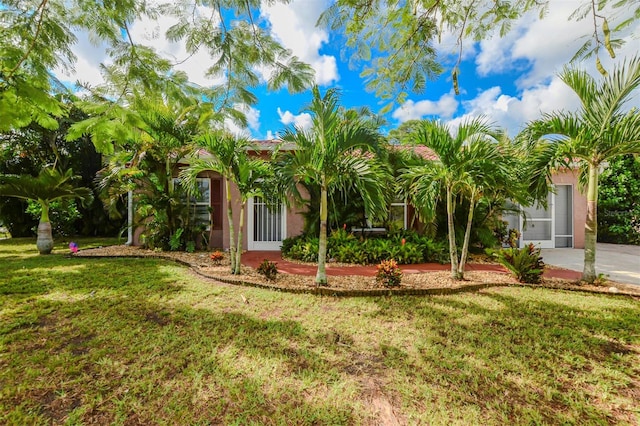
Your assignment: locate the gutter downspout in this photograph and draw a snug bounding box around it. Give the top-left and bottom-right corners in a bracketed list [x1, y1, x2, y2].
[126, 189, 133, 245]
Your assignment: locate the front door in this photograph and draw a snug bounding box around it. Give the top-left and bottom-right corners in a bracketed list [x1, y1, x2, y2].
[247, 196, 286, 251]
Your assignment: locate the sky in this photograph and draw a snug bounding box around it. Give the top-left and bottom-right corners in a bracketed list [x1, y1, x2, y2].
[54, 0, 640, 140]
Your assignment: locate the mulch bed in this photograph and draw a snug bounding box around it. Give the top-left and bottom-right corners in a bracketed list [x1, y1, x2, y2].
[75, 245, 640, 298]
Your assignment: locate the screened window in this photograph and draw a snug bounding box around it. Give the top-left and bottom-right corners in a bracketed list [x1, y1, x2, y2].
[174, 178, 211, 230]
[369, 198, 407, 230]
[389, 201, 407, 230]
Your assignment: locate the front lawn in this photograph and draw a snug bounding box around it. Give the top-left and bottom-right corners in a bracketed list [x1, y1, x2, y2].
[1, 238, 638, 425]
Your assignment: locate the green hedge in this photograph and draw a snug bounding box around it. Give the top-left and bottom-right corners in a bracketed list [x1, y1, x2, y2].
[281, 229, 449, 265]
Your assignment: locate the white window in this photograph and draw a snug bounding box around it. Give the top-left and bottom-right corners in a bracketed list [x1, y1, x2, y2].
[389, 200, 407, 230]
[368, 198, 407, 230]
[174, 178, 211, 230]
[191, 178, 211, 230]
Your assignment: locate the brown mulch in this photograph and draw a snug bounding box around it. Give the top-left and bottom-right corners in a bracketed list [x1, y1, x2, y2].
[75, 245, 640, 297]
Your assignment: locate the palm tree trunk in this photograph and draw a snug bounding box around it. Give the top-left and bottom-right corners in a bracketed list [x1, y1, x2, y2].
[235, 202, 245, 275]
[446, 187, 461, 279]
[225, 179, 237, 274]
[315, 183, 328, 286]
[36, 202, 54, 255]
[583, 162, 599, 283]
[458, 198, 476, 278]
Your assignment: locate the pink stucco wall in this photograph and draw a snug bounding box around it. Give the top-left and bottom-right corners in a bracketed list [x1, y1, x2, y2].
[551, 168, 587, 249]
[221, 179, 305, 251]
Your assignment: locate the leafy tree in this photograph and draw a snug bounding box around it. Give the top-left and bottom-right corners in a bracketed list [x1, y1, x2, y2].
[180, 133, 271, 274]
[0, 168, 92, 254]
[275, 86, 391, 285]
[399, 118, 519, 279]
[319, 0, 638, 109]
[524, 56, 640, 282]
[598, 155, 640, 244]
[93, 96, 201, 250]
[0, 0, 74, 131]
[0, 100, 121, 237]
[2, 0, 314, 136]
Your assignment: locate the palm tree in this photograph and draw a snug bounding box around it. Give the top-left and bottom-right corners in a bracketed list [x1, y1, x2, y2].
[275, 86, 390, 286]
[94, 97, 200, 250]
[399, 118, 516, 280]
[0, 168, 92, 254]
[180, 133, 270, 274]
[524, 56, 640, 283]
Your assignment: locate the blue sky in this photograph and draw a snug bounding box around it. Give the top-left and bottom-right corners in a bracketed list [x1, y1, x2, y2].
[55, 0, 639, 140]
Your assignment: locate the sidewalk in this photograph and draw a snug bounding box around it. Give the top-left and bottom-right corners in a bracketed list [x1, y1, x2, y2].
[242, 251, 582, 280]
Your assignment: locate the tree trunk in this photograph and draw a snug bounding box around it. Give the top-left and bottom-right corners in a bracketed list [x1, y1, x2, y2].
[315, 183, 328, 286]
[446, 187, 461, 279]
[458, 198, 476, 278]
[36, 202, 53, 255]
[582, 162, 598, 283]
[225, 179, 237, 274]
[235, 202, 245, 275]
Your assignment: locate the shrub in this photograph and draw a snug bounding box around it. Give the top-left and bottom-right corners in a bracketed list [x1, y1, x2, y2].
[376, 259, 402, 287]
[169, 228, 184, 251]
[27, 199, 81, 237]
[282, 235, 319, 262]
[209, 250, 224, 264]
[185, 241, 196, 253]
[282, 230, 449, 265]
[489, 243, 545, 284]
[257, 259, 278, 281]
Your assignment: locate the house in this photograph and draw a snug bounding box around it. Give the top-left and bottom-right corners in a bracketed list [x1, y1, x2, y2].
[132, 141, 587, 250]
[504, 168, 587, 249]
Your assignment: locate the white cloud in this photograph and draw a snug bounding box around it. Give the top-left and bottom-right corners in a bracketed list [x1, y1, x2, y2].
[391, 93, 459, 122]
[128, 10, 226, 88]
[474, 0, 638, 88]
[53, 5, 227, 90]
[447, 79, 581, 135]
[277, 107, 313, 130]
[224, 104, 261, 137]
[53, 30, 109, 88]
[261, 0, 338, 85]
[433, 0, 638, 135]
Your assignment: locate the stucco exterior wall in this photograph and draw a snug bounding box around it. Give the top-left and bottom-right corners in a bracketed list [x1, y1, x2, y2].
[551, 168, 587, 249]
[221, 179, 306, 251]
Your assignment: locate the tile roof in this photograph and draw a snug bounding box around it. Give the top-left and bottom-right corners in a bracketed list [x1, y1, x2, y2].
[391, 144, 439, 161]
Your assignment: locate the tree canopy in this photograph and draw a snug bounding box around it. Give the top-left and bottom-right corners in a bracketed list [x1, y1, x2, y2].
[1, 0, 314, 135]
[319, 0, 639, 110]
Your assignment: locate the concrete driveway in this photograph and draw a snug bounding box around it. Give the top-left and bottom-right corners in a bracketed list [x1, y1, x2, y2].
[541, 243, 640, 285]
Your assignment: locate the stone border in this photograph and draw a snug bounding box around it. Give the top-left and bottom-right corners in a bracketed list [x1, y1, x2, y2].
[74, 250, 640, 299]
[192, 270, 508, 297]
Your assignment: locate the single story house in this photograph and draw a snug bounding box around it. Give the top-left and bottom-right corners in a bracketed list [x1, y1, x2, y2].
[132, 141, 587, 250]
[504, 168, 587, 249]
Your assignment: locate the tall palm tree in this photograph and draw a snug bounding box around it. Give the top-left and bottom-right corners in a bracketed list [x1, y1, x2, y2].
[399, 118, 516, 280]
[0, 168, 92, 254]
[275, 86, 390, 286]
[524, 56, 640, 283]
[180, 133, 270, 274]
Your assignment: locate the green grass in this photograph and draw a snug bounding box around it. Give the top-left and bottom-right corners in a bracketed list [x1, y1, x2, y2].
[1, 238, 639, 425]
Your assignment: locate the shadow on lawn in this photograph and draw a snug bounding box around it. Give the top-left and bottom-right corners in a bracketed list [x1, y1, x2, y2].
[366, 290, 640, 424]
[2, 240, 639, 425]
[1, 254, 355, 424]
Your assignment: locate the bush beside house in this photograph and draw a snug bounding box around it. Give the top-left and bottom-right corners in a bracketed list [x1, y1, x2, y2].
[282, 229, 449, 265]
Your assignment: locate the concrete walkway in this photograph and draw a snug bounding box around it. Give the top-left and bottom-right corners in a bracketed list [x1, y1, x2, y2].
[541, 243, 640, 285]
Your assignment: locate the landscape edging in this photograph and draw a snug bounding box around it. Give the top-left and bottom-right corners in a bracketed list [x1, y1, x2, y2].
[73, 250, 640, 299]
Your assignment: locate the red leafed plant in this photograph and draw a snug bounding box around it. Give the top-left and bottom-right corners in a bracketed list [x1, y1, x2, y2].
[376, 259, 402, 287]
[210, 250, 224, 264]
